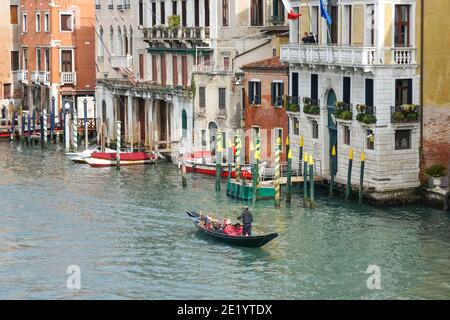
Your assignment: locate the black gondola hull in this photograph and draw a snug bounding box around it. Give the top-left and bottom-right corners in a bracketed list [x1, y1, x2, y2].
[186, 211, 278, 247]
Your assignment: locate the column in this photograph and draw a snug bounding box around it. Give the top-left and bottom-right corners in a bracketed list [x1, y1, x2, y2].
[128, 95, 133, 147]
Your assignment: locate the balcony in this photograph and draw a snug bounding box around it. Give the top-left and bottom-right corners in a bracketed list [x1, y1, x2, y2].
[281, 44, 377, 70]
[274, 96, 284, 108]
[110, 55, 133, 69]
[30, 71, 39, 84]
[269, 15, 285, 25]
[143, 26, 211, 43]
[391, 105, 420, 123]
[193, 65, 232, 74]
[391, 47, 416, 64]
[60, 72, 77, 85]
[38, 71, 50, 85]
[286, 96, 300, 112]
[17, 70, 28, 82]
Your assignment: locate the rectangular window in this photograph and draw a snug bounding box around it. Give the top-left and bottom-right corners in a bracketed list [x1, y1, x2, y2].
[23, 48, 28, 70]
[139, 54, 144, 79]
[271, 81, 284, 107]
[205, 0, 210, 27]
[343, 77, 351, 103]
[201, 129, 207, 147]
[395, 79, 412, 106]
[365, 79, 374, 106]
[343, 126, 351, 145]
[330, 6, 338, 44]
[291, 72, 299, 97]
[395, 129, 411, 150]
[367, 4, 375, 46]
[194, 0, 199, 26]
[219, 88, 226, 109]
[61, 50, 73, 72]
[96, 0, 101, 9]
[160, 2, 166, 24]
[310, 6, 319, 39]
[172, 55, 178, 86]
[293, 117, 300, 135]
[11, 51, 19, 71]
[139, 0, 144, 26]
[36, 48, 42, 71]
[343, 5, 352, 45]
[311, 74, 318, 100]
[367, 130, 375, 150]
[222, 0, 229, 26]
[223, 56, 230, 71]
[60, 13, 73, 32]
[152, 2, 157, 26]
[23, 13, 28, 32]
[312, 120, 319, 139]
[199, 87, 206, 108]
[181, 55, 188, 87]
[3, 84, 12, 100]
[274, 128, 283, 153]
[36, 12, 41, 32]
[44, 12, 50, 32]
[10, 5, 18, 24]
[251, 0, 264, 26]
[44, 48, 50, 72]
[182, 0, 187, 27]
[395, 5, 410, 47]
[248, 81, 261, 105]
[161, 54, 166, 86]
[172, 1, 177, 15]
[152, 54, 157, 81]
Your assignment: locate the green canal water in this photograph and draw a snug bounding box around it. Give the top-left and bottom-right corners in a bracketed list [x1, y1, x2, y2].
[0, 143, 449, 300]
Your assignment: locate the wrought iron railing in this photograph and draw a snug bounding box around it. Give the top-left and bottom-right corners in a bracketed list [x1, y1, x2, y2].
[391, 105, 420, 123]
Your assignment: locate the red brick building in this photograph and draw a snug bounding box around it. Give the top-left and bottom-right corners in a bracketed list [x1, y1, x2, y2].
[242, 57, 289, 165]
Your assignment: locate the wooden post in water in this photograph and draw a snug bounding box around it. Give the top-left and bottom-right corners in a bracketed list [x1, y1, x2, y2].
[32, 109, 36, 143]
[20, 113, 25, 145]
[226, 139, 232, 195]
[303, 152, 309, 208]
[84, 98, 88, 150]
[50, 97, 55, 143]
[274, 137, 281, 208]
[65, 110, 70, 152]
[43, 108, 48, 147]
[215, 132, 223, 191]
[72, 109, 77, 151]
[10, 112, 16, 142]
[359, 151, 365, 205]
[309, 154, 315, 208]
[298, 135, 303, 192]
[330, 145, 336, 197]
[181, 161, 187, 188]
[27, 113, 31, 145]
[253, 135, 261, 203]
[235, 134, 241, 182]
[286, 148, 293, 204]
[116, 121, 121, 170]
[346, 148, 353, 201]
[285, 136, 290, 162]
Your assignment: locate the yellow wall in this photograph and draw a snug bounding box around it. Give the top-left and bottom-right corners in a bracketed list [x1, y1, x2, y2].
[384, 5, 393, 64]
[352, 5, 364, 46]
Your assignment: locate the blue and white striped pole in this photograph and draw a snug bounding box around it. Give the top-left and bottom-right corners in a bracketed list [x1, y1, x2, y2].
[73, 108, 78, 151]
[43, 108, 47, 146]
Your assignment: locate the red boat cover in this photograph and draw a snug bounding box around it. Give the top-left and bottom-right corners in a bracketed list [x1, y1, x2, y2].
[224, 225, 244, 237]
[92, 152, 155, 161]
[183, 150, 212, 160]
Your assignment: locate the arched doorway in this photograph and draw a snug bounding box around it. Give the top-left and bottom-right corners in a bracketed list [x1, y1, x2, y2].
[181, 109, 187, 138]
[209, 122, 218, 155]
[327, 89, 338, 174]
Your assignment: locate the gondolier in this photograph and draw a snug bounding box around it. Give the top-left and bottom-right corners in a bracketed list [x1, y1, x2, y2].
[237, 207, 253, 236]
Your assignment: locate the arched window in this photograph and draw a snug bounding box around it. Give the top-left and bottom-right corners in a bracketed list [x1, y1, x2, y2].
[129, 26, 133, 55]
[122, 26, 128, 56]
[117, 26, 123, 55]
[98, 26, 104, 58]
[109, 26, 114, 55]
[182, 109, 187, 138]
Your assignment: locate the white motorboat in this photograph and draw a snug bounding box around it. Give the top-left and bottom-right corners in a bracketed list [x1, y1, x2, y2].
[66, 145, 118, 164]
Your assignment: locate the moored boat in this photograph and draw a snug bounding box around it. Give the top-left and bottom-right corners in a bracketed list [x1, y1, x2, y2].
[183, 160, 253, 179]
[66, 146, 118, 163]
[186, 211, 278, 247]
[85, 152, 157, 167]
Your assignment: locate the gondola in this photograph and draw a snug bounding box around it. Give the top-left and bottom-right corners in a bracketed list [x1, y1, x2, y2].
[186, 211, 278, 247]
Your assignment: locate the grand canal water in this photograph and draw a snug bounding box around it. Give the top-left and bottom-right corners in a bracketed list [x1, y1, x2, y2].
[0, 143, 449, 300]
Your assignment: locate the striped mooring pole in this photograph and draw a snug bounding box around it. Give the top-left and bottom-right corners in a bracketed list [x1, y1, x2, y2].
[298, 135, 304, 192]
[215, 132, 223, 191]
[330, 145, 336, 197]
[27, 112, 31, 145]
[50, 97, 55, 143]
[65, 110, 70, 152]
[359, 151, 365, 205]
[116, 121, 121, 170]
[72, 110, 78, 151]
[10, 112, 16, 141]
[346, 148, 354, 201]
[84, 98, 88, 150]
[309, 154, 315, 208]
[235, 134, 241, 182]
[286, 148, 293, 204]
[252, 135, 261, 203]
[226, 139, 232, 195]
[274, 137, 281, 207]
[303, 151, 309, 208]
[285, 136, 290, 161]
[43, 108, 48, 147]
[20, 113, 25, 145]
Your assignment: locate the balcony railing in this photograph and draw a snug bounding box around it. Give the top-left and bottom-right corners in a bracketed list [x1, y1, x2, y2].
[110, 55, 133, 69]
[38, 71, 50, 84]
[60, 72, 76, 85]
[30, 71, 39, 83]
[144, 26, 211, 42]
[269, 15, 285, 25]
[286, 96, 300, 112]
[193, 65, 232, 74]
[391, 48, 416, 64]
[281, 44, 377, 68]
[108, 4, 114, 9]
[274, 96, 284, 108]
[391, 105, 420, 123]
[17, 70, 28, 82]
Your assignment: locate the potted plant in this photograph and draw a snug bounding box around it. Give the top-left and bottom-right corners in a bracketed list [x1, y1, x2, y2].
[425, 164, 447, 189]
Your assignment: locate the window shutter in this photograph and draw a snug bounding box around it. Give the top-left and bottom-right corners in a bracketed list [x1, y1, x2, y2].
[271, 82, 276, 106]
[256, 82, 261, 104]
[248, 82, 254, 104]
[407, 79, 413, 104]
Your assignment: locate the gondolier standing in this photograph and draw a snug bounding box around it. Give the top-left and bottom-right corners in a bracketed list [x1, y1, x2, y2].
[237, 207, 253, 236]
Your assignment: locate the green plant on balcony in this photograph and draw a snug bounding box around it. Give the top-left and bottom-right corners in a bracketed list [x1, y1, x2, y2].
[335, 110, 353, 120]
[335, 101, 346, 109]
[393, 104, 420, 123]
[356, 104, 367, 113]
[286, 103, 300, 112]
[168, 15, 181, 29]
[302, 97, 319, 115]
[356, 113, 377, 124]
[425, 164, 447, 178]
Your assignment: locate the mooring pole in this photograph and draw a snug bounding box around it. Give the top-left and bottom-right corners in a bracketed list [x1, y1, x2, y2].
[84, 98, 88, 150]
[116, 121, 121, 170]
[235, 134, 241, 182]
[215, 132, 223, 191]
[299, 135, 304, 192]
[359, 151, 365, 205]
[20, 113, 25, 145]
[274, 137, 281, 208]
[286, 149, 293, 204]
[285, 135, 290, 162]
[253, 135, 261, 203]
[226, 139, 232, 195]
[181, 161, 187, 188]
[51, 96, 55, 143]
[346, 148, 353, 201]
[43, 108, 48, 147]
[330, 145, 336, 197]
[445, 162, 450, 212]
[27, 112, 31, 145]
[73, 109, 78, 151]
[65, 109, 70, 152]
[303, 152, 309, 208]
[10, 112, 16, 142]
[309, 154, 315, 208]
[40, 112, 44, 147]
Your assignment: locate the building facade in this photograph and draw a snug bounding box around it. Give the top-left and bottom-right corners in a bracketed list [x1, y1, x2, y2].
[242, 57, 289, 165]
[281, 0, 421, 192]
[0, 1, 22, 117]
[18, 0, 96, 121]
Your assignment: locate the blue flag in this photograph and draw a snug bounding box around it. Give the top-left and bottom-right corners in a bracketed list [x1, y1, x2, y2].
[320, 0, 332, 26]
